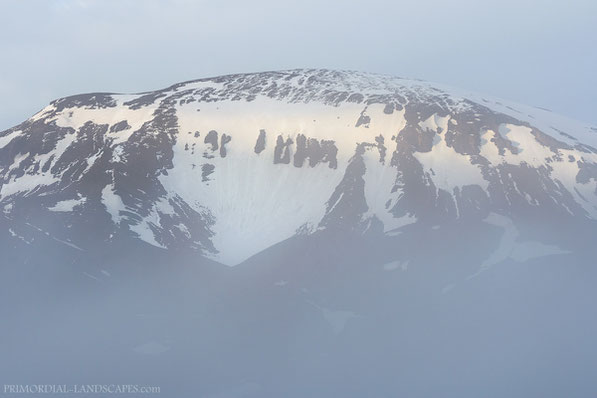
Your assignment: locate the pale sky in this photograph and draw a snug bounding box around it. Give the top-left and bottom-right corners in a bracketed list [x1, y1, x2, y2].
[1, 0, 596, 130]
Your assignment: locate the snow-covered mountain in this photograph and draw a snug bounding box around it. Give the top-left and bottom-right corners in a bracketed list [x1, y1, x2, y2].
[2, 69, 597, 265]
[2, 69, 597, 397]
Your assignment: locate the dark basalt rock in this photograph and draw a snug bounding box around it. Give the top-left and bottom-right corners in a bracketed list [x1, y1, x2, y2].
[273, 135, 293, 164]
[124, 92, 168, 110]
[576, 161, 597, 184]
[355, 111, 370, 128]
[320, 144, 369, 230]
[201, 163, 215, 182]
[254, 129, 266, 154]
[109, 120, 130, 133]
[347, 93, 364, 103]
[375, 135, 387, 164]
[204, 130, 219, 151]
[220, 134, 231, 158]
[293, 134, 338, 169]
[51, 93, 117, 112]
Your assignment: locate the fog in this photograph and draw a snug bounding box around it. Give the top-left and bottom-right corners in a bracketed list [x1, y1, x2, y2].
[2, 219, 597, 397]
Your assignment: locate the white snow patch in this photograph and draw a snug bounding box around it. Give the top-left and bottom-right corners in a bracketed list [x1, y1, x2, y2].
[8, 152, 29, 173]
[81, 152, 101, 175]
[83, 272, 101, 282]
[362, 144, 417, 233]
[51, 94, 159, 145]
[497, 124, 553, 167]
[49, 196, 86, 212]
[1, 173, 56, 198]
[478, 125, 597, 217]
[8, 228, 31, 244]
[1, 130, 81, 199]
[0, 130, 21, 149]
[427, 80, 597, 148]
[101, 183, 125, 224]
[510, 241, 570, 262]
[414, 115, 488, 193]
[383, 260, 409, 271]
[307, 301, 357, 335]
[112, 146, 125, 163]
[469, 213, 570, 279]
[133, 341, 170, 355]
[127, 199, 173, 249]
[441, 284, 456, 294]
[33, 130, 79, 172]
[419, 113, 450, 134]
[130, 222, 166, 249]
